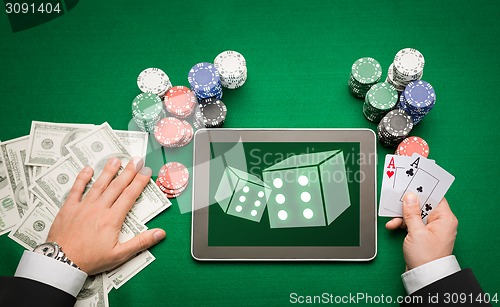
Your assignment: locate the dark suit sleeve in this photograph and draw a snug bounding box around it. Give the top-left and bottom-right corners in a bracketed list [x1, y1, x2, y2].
[0, 276, 76, 307]
[401, 269, 492, 306]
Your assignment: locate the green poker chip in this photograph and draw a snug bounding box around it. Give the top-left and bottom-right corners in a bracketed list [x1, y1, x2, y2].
[366, 82, 398, 111]
[362, 82, 398, 123]
[351, 57, 382, 85]
[132, 92, 163, 122]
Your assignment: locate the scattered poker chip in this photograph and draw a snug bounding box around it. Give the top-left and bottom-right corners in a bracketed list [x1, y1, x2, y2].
[194, 98, 227, 128]
[363, 82, 398, 122]
[154, 117, 186, 147]
[164, 86, 197, 118]
[131, 92, 164, 132]
[348, 57, 382, 98]
[399, 80, 436, 125]
[214, 50, 248, 89]
[396, 137, 429, 157]
[137, 68, 172, 96]
[188, 62, 223, 100]
[377, 109, 414, 148]
[157, 162, 189, 190]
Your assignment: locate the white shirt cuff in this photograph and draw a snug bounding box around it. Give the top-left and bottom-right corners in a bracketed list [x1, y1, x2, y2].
[402, 255, 461, 295]
[14, 250, 88, 297]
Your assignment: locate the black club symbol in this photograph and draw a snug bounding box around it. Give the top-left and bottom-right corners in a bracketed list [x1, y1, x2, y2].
[406, 169, 414, 177]
[425, 204, 432, 211]
[416, 186, 423, 193]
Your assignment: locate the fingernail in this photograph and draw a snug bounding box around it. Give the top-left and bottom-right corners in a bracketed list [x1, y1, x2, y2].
[82, 165, 93, 173]
[109, 157, 120, 167]
[154, 230, 166, 242]
[139, 166, 152, 176]
[132, 156, 143, 171]
[404, 193, 418, 206]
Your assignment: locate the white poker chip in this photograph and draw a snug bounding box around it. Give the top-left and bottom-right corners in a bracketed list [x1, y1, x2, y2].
[137, 68, 171, 95]
[214, 50, 247, 89]
[393, 48, 425, 82]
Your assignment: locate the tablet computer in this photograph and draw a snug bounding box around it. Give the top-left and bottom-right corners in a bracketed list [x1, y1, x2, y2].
[191, 129, 377, 261]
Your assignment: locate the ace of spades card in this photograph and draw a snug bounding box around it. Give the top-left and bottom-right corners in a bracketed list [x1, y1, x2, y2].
[398, 155, 455, 224]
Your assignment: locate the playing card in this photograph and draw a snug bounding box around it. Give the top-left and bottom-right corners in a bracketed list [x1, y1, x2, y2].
[379, 153, 453, 224]
[378, 154, 412, 216]
[398, 154, 455, 224]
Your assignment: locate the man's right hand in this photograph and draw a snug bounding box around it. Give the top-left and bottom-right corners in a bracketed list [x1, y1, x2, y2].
[386, 193, 458, 271]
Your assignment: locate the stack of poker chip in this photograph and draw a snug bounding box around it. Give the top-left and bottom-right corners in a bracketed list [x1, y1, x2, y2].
[396, 136, 429, 157]
[154, 117, 193, 148]
[164, 86, 197, 118]
[348, 57, 382, 98]
[362, 82, 398, 123]
[131, 92, 165, 132]
[399, 80, 436, 125]
[214, 50, 247, 89]
[137, 68, 172, 97]
[188, 62, 223, 100]
[156, 162, 189, 199]
[194, 97, 227, 129]
[386, 48, 425, 92]
[377, 109, 414, 148]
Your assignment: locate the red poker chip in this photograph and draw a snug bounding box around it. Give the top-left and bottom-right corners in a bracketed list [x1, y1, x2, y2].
[164, 86, 197, 118]
[175, 120, 194, 147]
[157, 162, 189, 190]
[156, 178, 188, 194]
[396, 136, 429, 157]
[165, 192, 183, 199]
[154, 117, 186, 147]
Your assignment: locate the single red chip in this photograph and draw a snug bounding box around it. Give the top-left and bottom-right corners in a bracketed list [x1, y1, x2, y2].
[154, 117, 185, 147]
[164, 86, 197, 118]
[157, 162, 189, 190]
[396, 136, 429, 157]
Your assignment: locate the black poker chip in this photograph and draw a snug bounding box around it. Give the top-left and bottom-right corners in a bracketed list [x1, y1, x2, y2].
[377, 109, 413, 148]
[195, 98, 227, 128]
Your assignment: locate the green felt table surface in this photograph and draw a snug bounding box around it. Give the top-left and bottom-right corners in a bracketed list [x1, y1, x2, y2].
[1, 0, 499, 306]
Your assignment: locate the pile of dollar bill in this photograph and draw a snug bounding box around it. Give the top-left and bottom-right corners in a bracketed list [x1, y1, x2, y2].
[0, 121, 171, 306]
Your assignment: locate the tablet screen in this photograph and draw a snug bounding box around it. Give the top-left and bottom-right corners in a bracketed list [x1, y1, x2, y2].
[207, 141, 360, 247]
[192, 129, 376, 261]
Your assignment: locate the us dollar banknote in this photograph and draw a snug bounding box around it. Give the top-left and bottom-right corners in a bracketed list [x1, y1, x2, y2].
[0, 136, 30, 219]
[25, 121, 95, 167]
[65, 122, 171, 223]
[115, 130, 149, 161]
[0, 140, 17, 235]
[30, 155, 87, 209]
[106, 214, 154, 289]
[75, 273, 109, 307]
[8, 199, 58, 250]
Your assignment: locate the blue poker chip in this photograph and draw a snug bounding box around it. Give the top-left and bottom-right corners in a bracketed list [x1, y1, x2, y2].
[188, 62, 221, 91]
[403, 80, 436, 109]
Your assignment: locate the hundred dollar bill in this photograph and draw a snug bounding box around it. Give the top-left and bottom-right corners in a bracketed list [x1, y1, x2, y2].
[8, 199, 58, 250]
[0, 136, 30, 219]
[0, 188, 16, 236]
[115, 130, 149, 161]
[107, 213, 154, 289]
[30, 155, 87, 209]
[75, 273, 109, 307]
[108, 250, 155, 290]
[66, 122, 171, 223]
[25, 121, 94, 167]
[0, 141, 17, 235]
[18, 149, 33, 208]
